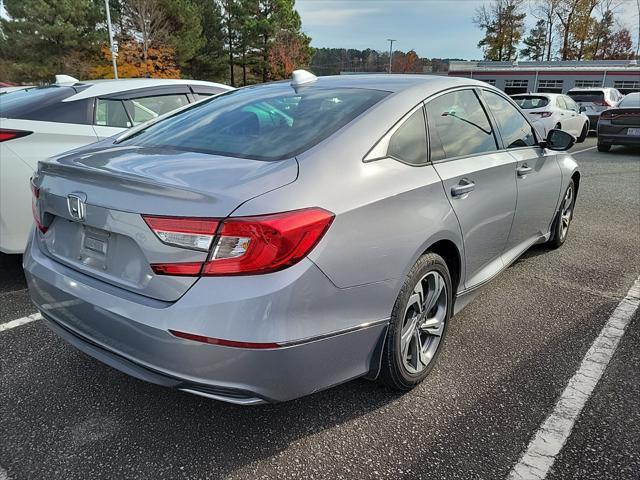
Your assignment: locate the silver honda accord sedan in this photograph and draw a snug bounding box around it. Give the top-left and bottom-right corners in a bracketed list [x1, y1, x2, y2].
[24, 72, 580, 404]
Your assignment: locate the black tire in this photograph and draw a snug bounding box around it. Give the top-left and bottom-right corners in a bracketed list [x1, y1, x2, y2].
[379, 252, 452, 390]
[577, 122, 588, 143]
[597, 143, 611, 152]
[547, 179, 576, 249]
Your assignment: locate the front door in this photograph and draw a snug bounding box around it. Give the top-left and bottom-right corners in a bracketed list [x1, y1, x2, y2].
[480, 89, 562, 263]
[426, 89, 518, 289]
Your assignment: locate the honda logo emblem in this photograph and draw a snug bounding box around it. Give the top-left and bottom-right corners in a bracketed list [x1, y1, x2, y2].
[67, 193, 86, 221]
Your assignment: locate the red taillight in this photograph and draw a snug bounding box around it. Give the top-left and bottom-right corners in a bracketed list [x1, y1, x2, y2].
[600, 110, 615, 119]
[30, 177, 47, 233]
[203, 208, 334, 276]
[145, 208, 334, 276]
[142, 215, 219, 251]
[0, 128, 32, 142]
[534, 112, 553, 118]
[169, 329, 281, 349]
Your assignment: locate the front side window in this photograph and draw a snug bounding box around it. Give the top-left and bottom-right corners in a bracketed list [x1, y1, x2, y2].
[123, 94, 190, 126]
[387, 108, 428, 165]
[482, 90, 537, 149]
[426, 89, 497, 161]
[119, 85, 389, 161]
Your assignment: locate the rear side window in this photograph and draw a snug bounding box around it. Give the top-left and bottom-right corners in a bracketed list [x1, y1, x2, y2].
[387, 108, 428, 165]
[119, 86, 389, 161]
[0, 86, 92, 124]
[556, 97, 567, 110]
[482, 91, 537, 149]
[512, 96, 550, 109]
[426, 89, 497, 161]
[618, 94, 640, 108]
[568, 91, 605, 104]
[95, 99, 131, 128]
[123, 94, 190, 125]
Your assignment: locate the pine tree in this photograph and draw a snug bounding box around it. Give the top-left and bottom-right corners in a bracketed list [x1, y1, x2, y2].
[0, 0, 105, 82]
[521, 20, 547, 61]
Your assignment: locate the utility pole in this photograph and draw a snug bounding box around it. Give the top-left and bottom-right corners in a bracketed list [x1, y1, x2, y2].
[104, 0, 118, 79]
[387, 39, 396, 73]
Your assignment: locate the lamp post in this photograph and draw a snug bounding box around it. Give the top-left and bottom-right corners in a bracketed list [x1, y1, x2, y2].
[387, 39, 396, 73]
[104, 0, 118, 79]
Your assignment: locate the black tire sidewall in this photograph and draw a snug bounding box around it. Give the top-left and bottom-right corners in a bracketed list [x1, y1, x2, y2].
[380, 253, 452, 390]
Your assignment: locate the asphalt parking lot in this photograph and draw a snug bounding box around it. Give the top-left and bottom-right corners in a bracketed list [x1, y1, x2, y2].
[0, 137, 638, 480]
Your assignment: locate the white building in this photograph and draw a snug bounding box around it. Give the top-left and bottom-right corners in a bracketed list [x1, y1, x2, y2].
[448, 60, 640, 95]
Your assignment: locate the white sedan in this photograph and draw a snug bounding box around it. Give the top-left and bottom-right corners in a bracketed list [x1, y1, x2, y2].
[0, 76, 232, 254]
[511, 93, 589, 142]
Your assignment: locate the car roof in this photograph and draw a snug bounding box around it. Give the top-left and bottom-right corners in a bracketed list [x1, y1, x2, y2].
[62, 78, 233, 102]
[291, 74, 489, 94]
[511, 93, 560, 98]
[567, 87, 613, 91]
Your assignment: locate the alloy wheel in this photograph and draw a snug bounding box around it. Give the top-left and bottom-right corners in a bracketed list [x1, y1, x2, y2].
[400, 271, 448, 374]
[560, 185, 574, 241]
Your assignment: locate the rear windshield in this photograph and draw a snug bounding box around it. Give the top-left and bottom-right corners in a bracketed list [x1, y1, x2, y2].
[618, 94, 640, 108]
[567, 91, 605, 103]
[512, 96, 550, 109]
[0, 85, 91, 124]
[119, 85, 390, 161]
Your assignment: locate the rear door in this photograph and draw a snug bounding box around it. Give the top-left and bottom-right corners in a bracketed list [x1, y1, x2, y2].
[427, 88, 518, 289]
[481, 89, 561, 263]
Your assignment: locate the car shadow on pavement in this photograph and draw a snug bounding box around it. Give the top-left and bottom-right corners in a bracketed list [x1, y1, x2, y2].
[0, 253, 26, 293]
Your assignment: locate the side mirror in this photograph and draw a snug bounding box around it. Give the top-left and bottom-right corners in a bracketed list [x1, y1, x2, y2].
[540, 129, 576, 151]
[579, 105, 586, 113]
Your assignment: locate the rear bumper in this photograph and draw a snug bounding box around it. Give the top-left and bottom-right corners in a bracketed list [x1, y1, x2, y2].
[597, 124, 640, 146]
[24, 235, 390, 403]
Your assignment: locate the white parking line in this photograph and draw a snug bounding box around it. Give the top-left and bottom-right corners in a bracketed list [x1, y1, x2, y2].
[509, 276, 640, 480]
[0, 312, 42, 332]
[571, 145, 597, 155]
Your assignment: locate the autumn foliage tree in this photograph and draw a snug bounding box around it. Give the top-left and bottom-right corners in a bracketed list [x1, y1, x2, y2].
[267, 30, 312, 80]
[90, 42, 180, 78]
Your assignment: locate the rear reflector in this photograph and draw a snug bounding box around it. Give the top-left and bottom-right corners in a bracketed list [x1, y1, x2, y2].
[0, 128, 32, 142]
[169, 329, 281, 349]
[150, 262, 203, 276]
[142, 215, 219, 251]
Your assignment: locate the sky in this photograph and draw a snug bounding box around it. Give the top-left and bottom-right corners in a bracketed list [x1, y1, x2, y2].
[296, 0, 640, 59]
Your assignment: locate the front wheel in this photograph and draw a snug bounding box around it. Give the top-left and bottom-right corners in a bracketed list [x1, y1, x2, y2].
[547, 180, 576, 249]
[379, 253, 452, 390]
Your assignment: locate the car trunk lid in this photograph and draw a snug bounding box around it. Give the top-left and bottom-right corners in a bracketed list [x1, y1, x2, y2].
[33, 145, 298, 301]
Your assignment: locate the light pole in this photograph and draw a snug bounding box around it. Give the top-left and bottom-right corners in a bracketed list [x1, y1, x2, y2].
[387, 39, 396, 73]
[104, 0, 118, 79]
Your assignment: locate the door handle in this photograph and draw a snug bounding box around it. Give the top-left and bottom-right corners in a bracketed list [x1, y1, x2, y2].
[517, 165, 533, 177]
[451, 180, 475, 197]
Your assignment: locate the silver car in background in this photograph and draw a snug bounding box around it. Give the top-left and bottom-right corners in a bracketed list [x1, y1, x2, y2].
[24, 72, 580, 404]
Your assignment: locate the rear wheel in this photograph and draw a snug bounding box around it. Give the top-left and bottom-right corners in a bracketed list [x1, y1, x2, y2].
[597, 143, 611, 152]
[379, 253, 452, 390]
[577, 122, 588, 143]
[547, 180, 575, 249]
